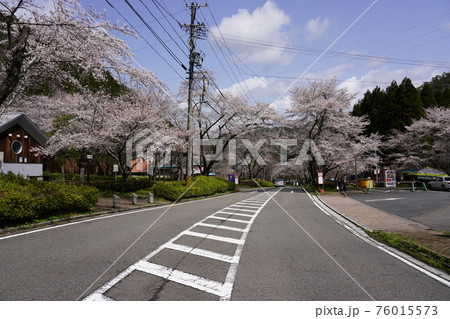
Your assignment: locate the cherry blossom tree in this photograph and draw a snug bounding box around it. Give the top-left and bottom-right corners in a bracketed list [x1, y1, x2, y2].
[177, 72, 281, 176]
[17, 88, 183, 180]
[1, 0, 186, 180]
[286, 79, 381, 186]
[388, 107, 450, 174]
[0, 0, 141, 111]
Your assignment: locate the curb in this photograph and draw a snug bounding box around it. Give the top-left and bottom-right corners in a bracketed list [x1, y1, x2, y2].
[315, 193, 374, 232]
[306, 191, 450, 285]
[0, 190, 246, 237]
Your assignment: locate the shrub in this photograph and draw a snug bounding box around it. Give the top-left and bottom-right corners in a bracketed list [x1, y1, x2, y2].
[0, 188, 36, 225]
[256, 180, 274, 187]
[0, 173, 100, 228]
[238, 179, 274, 188]
[153, 176, 234, 201]
[152, 182, 187, 201]
[30, 183, 100, 218]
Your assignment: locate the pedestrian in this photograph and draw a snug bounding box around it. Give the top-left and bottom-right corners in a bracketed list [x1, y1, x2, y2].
[337, 179, 344, 192]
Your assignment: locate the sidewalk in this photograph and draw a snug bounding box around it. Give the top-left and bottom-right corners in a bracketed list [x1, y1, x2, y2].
[319, 191, 450, 259]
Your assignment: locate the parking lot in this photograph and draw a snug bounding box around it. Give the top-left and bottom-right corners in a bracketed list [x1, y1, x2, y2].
[347, 188, 450, 232]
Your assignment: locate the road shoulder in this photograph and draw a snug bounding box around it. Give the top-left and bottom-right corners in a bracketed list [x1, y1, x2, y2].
[319, 192, 450, 259]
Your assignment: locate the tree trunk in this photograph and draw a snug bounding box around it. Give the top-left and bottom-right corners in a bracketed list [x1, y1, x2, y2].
[0, 26, 30, 107]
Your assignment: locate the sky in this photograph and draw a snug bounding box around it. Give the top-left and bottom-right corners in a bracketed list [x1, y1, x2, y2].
[76, 0, 450, 112]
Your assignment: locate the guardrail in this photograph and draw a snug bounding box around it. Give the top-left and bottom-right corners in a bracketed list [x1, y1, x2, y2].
[410, 181, 427, 191]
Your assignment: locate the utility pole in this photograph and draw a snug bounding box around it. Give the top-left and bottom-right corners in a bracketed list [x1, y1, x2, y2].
[181, 2, 207, 178]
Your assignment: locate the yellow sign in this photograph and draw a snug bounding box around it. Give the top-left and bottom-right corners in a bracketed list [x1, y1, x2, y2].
[186, 176, 192, 187]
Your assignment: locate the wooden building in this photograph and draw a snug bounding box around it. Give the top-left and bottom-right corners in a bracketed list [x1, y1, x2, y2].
[0, 112, 48, 177]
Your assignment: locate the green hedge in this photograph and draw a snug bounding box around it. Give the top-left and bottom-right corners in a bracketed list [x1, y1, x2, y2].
[93, 179, 154, 193]
[153, 176, 235, 201]
[0, 173, 100, 228]
[257, 180, 274, 187]
[239, 179, 274, 188]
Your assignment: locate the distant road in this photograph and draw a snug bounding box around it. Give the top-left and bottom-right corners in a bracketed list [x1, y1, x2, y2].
[347, 189, 450, 232]
[0, 188, 449, 300]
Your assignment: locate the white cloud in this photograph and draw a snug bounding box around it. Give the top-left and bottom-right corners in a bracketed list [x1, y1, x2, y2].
[210, 1, 294, 66]
[304, 62, 354, 82]
[223, 76, 274, 98]
[221, 76, 293, 114]
[338, 65, 442, 106]
[304, 18, 331, 42]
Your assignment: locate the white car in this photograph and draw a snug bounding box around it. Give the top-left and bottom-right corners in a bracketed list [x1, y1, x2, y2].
[428, 177, 450, 191]
[274, 179, 285, 187]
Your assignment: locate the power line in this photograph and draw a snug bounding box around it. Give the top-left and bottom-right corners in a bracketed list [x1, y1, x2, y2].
[140, 0, 189, 57]
[241, 72, 394, 86]
[202, 7, 257, 104]
[104, 0, 185, 79]
[210, 31, 450, 69]
[123, 0, 187, 70]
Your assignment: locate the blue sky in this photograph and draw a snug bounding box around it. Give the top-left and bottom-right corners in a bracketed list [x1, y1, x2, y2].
[79, 0, 450, 111]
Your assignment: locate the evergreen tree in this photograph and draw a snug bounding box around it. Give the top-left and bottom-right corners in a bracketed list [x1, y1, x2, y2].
[352, 77, 424, 137]
[396, 77, 424, 127]
[429, 72, 450, 107]
[419, 82, 437, 108]
[352, 86, 385, 135]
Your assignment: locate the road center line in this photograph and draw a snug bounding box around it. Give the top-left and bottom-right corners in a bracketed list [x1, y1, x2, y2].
[258, 186, 376, 301]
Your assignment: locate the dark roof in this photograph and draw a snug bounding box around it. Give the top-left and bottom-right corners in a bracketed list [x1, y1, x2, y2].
[0, 112, 48, 146]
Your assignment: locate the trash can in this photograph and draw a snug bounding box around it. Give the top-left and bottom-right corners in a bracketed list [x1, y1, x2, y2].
[358, 179, 373, 189]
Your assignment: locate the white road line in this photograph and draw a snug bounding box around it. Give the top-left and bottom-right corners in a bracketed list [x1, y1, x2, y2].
[83, 265, 137, 300]
[269, 188, 376, 301]
[183, 230, 245, 245]
[232, 203, 261, 207]
[207, 216, 251, 224]
[222, 207, 259, 213]
[365, 197, 406, 202]
[308, 191, 450, 291]
[220, 189, 281, 301]
[165, 243, 238, 263]
[0, 191, 241, 241]
[197, 223, 246, 233]
[215, 211, 254, 218]
[241, 200, 266, 204]
[85, 293, 115, 301]
[135, 260, 226, 297]
[83, 189, 281, 301]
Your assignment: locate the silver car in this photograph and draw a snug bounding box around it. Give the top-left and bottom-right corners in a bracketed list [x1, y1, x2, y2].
[274, 179, 285, 187]
[428, 177, 450, 191]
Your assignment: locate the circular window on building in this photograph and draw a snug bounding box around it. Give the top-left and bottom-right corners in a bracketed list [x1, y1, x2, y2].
[11, 140, 23, 155]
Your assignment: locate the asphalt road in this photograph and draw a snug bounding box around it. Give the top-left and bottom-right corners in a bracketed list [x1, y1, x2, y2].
[0, 188, 449, 301]
[346, 189, 450, 232]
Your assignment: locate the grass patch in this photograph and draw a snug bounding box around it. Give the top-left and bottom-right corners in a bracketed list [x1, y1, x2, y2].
[366, 230, 450, 273]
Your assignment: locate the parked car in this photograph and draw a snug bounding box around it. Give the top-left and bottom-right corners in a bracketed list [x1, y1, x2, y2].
[428, 177, 450, 191]
[274, 179, 285, 187]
